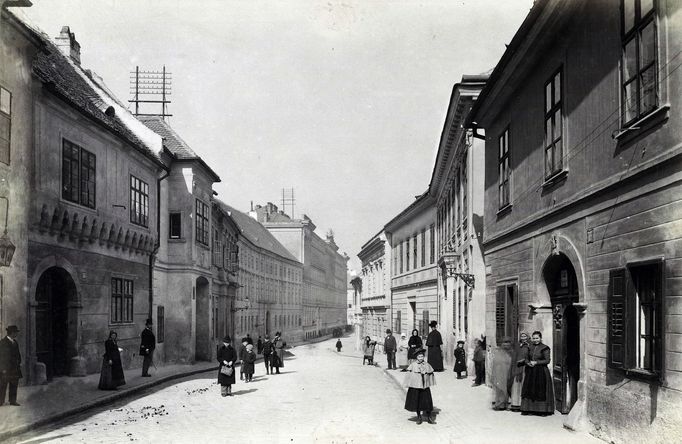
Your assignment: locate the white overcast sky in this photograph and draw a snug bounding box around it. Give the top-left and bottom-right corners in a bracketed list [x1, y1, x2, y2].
[20, 0, 533, 272]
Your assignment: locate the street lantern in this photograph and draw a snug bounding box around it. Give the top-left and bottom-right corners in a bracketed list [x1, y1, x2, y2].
[0, 197, 15, 268]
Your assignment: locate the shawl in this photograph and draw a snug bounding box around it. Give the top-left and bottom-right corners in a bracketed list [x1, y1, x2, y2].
[404, 361, 436, 389]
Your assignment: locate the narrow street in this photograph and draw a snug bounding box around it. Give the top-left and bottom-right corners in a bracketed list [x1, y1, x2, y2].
[10, 337, 600, 444]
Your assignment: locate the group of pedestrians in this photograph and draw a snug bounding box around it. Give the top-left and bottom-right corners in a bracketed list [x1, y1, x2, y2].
[217, 332, 285, 397]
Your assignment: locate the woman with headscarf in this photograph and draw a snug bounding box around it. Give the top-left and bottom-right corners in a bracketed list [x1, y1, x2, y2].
[217, 335, 237, 397]
[491, 336, 514, 410]
[98, 330, 125, 390]
[397, 333, 409, 371]
[510, 332, 530, 411]
[426, 321, 444, 371]
[521, 331, 555, 415]
[362, 336, 376, 365]
[407, 329, 423, 366]
[403, 349, 436, 425]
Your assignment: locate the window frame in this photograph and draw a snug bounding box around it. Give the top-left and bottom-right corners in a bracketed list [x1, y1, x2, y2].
[544, 68, 564, 179]
[169, 212, 182, 239]
[111, 277, 134, 325]
[0, 85, 11, 165]
[62, 139, 96, 209]
[129, 175, 150, 227]
[497, 128, 511, 210]
[195, 198, 209, 246]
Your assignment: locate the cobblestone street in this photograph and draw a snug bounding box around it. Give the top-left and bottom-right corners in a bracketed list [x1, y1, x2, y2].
[10, 337, 601, 444]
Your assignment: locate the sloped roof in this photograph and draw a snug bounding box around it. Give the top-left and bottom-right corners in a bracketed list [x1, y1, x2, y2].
[138, 116, 221, 182]
[216, 200, 299, 263]
[9, 11, 165, 168]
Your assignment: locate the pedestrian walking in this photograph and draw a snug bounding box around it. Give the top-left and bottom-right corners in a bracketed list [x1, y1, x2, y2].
[0, 325, 22, 406]
[407, 329, 422, 366]
[257, 336, 263, 355]
[362, 336, 376, 365]
[99, 330, 126, 390]
[139, 318, 155, 377]
[403, 349, 436, 425]
[472, 337, 486, 386]
[384, 329, 397, 369]
[510, 332, 529, 411]
[335, 339, 342, 352]
[426, 321, 444, 371]
[520, 331, 554, 416]
[239, 338, 248, 380]
[217, 336, 236, 397]
[453, 340, 467, 379]
[397, 333, 409, 371]
[273, 331, 285, 370]
[262, 335, 273, 374]
[243, 344, 256, 382]
[492, 336, 514, 410]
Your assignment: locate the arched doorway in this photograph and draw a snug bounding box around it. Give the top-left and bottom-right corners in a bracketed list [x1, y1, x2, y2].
[542, 253, 580, 414]
[35, 267, 78, 379]
[195, 277, 211, 361]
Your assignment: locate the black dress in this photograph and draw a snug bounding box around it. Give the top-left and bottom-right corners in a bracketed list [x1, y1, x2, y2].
[407, 335, 423, 360]
[217, 345, 237, 386]
[453, 347, 467, 373]
[426, 330, 444, 371]
[521, 343, 555, 414]
[99, 339, 125, 390]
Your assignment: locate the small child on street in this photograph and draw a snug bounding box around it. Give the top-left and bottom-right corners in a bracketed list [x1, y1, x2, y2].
[336, 339, 342, 352]
[243, 343, 256, 382]
[453, 340, 467, 379]
[403, 349, 436, 425]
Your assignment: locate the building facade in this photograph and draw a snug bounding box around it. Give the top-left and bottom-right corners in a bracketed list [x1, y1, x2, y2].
[252, 203, 347, 340]
[384, 193, 437, 341]
[357, 231, 389, 340]
[467, 1, 682, 441]
[428, 75, 487, 370]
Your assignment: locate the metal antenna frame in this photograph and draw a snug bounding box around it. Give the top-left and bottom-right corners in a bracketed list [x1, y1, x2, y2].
[129, 65, 173, 119]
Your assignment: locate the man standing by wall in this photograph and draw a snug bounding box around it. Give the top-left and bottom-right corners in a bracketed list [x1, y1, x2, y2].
[262, 335, 272, 375]
[0, 326, 22, 406]
[384, 329, 397, 370]
[140, 318, 156, 377]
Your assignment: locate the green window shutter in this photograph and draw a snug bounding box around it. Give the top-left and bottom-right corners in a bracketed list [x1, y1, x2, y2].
[607, 269, 627, 369]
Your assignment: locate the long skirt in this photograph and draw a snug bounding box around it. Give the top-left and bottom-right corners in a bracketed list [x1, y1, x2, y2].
[427, 347, 444, 371]
[404, 387, 433, 412]
[521, 365, 554, 414]
[98, 359, 125, 390]
[510, 372, 524, 410]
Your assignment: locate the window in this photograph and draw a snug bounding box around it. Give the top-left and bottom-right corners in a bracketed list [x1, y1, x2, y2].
[421, 310, 429, 337]
[544, 70, 564, 178]
[399, 241, 404, 273]
[498, 129, 511, 209]
[421, 230, 426, 267]
[212, 228, 222, 266]
[461, 155, 468, 236]
[495, 283, 518, 345]
[169, 212, 182, 239]
[111, 278, 133, 324]
[608, 262, 662, 378]
[130, 175, 149, 227]
[429, 225, 435, 264]
[62, 139, 96, 209]
[395, 310, 402, 334]
[621, 0, 657, 125]
[413, 234, 418, 269]
[0, 86, 11, 165]
[157, 306, 165, 343]
[195, 199, 209, 245]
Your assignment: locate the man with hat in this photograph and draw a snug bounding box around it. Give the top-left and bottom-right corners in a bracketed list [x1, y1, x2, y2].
[383, 329, 397, 370]
[425, 320, 444, 372]
[0, 325, 22, 406]
[140, 318, 156, 377]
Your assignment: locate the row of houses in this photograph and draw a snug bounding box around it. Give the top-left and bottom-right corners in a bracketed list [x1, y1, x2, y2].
[352, 1, 681, 442]
[0, 3, 347, 385]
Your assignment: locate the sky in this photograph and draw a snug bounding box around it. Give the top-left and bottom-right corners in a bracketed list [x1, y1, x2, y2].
[19, 0, 533, 272]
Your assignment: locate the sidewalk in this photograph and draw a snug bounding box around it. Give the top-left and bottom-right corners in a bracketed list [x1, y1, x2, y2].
[340, 344, 603, 444]
[0, 361, 218, 441]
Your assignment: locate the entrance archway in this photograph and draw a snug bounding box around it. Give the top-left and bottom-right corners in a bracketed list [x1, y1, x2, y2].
[542, 253, 580, 414]
[195, 277, 211, 361]
[35, 267, 78, 379]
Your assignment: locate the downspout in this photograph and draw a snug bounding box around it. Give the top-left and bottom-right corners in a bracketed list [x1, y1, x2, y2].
[149, 170, 170, 318]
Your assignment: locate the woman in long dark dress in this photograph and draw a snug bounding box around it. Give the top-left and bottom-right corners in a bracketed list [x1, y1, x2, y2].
[403, 349, 436, 425]
[99, 330, 125, 390]
[510, 332, 529, 411]
[425, 321, 444, 371]
[407, 329, 423, 365]
[453, 340, 467, 379]
[217, 335, 237, 397]
[520, 331, 554, 415]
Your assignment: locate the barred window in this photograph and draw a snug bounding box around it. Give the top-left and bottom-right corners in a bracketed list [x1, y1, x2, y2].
[111, 278, 133, 324]
[130, 175, 149, 227]
[195, 199, 209, 245]
[62, 139, 96, 209]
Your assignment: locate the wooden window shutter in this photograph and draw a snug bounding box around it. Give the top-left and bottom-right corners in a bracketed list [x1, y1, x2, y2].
[495, 286, 506, 345]
[607, 269, 627, 369]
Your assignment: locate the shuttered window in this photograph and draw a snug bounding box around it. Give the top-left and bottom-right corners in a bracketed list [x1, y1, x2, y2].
[495, 286, 506, 345]
[608, 269, 627, 369]
[496, 283, 518, 345]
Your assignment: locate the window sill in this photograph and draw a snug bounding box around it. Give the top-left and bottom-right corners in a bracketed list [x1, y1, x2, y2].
[613, 105, 670, 143]
[625, 368, 661, 383]
[168, 238, 186, 243]
[496, 204, 512, 217]
[542, 169, 568, 189]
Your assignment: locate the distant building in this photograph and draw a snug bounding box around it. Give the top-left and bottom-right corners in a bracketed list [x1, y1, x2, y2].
[384, 193, 437, 340]
[428, 74, 487, 370]
[357, 231, 389, 340]
[467, 1, 682, 441]
[252, 203, 347, 340]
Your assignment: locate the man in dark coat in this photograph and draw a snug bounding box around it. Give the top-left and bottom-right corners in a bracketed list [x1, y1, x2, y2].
[217, 336, 237, 396]
[257, 336, 263, 355]
[262, 335, 273, 374]
[140, 318, 156, 377]
[384, 329, 397, 370]
[426, 320, 444, 371]
[0, 325, 22, 406]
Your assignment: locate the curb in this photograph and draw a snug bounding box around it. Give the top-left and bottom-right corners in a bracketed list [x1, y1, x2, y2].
[0, 365, 218, 442]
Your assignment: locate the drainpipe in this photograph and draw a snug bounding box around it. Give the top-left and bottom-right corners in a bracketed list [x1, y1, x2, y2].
[149, 170, 170, 318]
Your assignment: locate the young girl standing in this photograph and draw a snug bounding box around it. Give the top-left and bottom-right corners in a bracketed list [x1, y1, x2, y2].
[453, 340, 467, 379]
[403, 349, 436, 425]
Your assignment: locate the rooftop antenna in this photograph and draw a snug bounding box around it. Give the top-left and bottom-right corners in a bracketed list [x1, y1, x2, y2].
[281, 187, 295, 218]
[129, 65, 172, 120]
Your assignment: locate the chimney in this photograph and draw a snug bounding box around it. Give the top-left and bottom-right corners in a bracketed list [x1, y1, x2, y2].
[266, 202, 278, 214]
[55, 26, 81, 65]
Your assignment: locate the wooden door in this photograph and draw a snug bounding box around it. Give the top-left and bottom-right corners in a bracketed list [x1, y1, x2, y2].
[552, 301, 567, 413]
